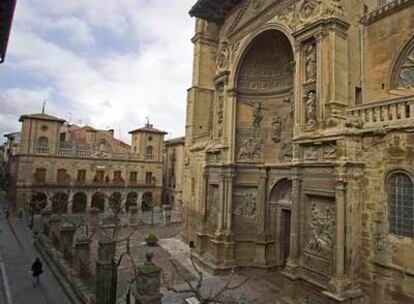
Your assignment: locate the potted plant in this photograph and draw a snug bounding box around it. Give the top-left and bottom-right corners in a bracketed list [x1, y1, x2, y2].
[145, 233, 158, 246]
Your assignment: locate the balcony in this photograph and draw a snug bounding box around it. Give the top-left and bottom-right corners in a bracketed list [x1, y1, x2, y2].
[36, 147, 49, 154]
[347, 96, 414, 128]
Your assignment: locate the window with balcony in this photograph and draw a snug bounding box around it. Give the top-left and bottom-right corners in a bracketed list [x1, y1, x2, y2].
[145, 172, 153, 184]
[57, 169, 68, 184]
[113, 171, 123, 183]
[77, 170, 86, 183]
[94, 170, 105, 183]
[130, 171, 138, 183]
[36, 136, 49, 153]
[34, 168, 46, 183]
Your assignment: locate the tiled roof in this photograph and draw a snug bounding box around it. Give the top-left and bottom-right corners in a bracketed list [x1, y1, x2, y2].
[19, 113, 65, 123]
[129, 124, 167, 135]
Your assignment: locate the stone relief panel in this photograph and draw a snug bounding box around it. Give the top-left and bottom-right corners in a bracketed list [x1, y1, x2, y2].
[206, 185, 219, 229]
[232, 187, 258, 235]
[303, 195, 335, 276]
[216, 41, 230, 72]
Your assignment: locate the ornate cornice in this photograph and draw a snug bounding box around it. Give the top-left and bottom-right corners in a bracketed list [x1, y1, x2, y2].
[363, 0, 414, 25]
[189, 0, 244, 23]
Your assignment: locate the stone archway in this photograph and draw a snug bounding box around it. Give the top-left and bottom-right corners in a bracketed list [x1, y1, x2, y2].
[235, 29, 295, 164]
[126, 192, 138, 211]
[109, 192, 123, 211]
[91, 192, 105, 212]
[142, 192, 153, 211]
[52, 192, 69, 214]
[72, 192, 87, 214]
[267, 178, 293, 266]
[32, 192, 47, 214]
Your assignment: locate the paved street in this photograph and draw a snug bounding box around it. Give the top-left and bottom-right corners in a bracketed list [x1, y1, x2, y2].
[0, 210, 72, 304]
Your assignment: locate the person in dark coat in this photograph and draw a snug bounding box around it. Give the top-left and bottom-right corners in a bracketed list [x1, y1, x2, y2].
[31, 258, 43, 287]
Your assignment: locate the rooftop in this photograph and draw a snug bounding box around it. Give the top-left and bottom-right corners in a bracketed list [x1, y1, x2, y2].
[164, 136, 185, 145]
[19, 113, 66, 123]
[129, 123, 167, 135]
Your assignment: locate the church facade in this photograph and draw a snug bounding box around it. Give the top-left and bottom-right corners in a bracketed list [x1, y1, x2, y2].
[182, 0, 414, 303]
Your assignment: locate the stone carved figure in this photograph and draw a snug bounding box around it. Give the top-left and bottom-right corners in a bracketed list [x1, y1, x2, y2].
[238, 137, 262, 161]
[304, 145, 318, 160]
[308, 202, 335, 256]
[305, 44, 317, 82]
[272, 117, 282, 143]
[323, 143, 337, 159]
[216, 41, 229, 71]
[300, 0, 320, 20]
[305, 91, 317, 126]
[234, 192, 257, 218]
[252, 0, 263, 10]
[252, 102, 263, 128]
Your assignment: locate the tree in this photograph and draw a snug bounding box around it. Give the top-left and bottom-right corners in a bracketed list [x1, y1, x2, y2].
[164, 253, 250, 304]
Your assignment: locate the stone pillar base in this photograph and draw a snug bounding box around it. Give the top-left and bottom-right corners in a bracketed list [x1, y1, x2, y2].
[322, 276, 365, 303]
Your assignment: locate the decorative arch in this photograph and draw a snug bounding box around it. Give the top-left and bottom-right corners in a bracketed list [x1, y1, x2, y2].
[269, 178, 293, 204]
[52, 192, 68, 214]
[32, 192, 47, 214]
[91, 192, 105, 212]
[389, 33, 414, 89]
[72, 192, 87, 214]
[126, 192, 138, 211]
[386, 170, 414, 237]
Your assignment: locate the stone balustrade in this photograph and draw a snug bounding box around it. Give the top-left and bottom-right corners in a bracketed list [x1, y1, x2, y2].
[347, 96, 414, 127]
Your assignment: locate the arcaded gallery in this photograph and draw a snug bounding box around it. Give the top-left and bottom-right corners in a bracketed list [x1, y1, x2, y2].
[182, 0, 414, 303]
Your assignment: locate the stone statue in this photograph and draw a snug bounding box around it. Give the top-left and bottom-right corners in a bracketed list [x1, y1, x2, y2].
[272, 117, 282, 143]
[252, 102, 263, 128]
[216, 41, 229, 71]
[306, 91, 317, 125]
[238, 137, 262, 161]
[305, 44, 317, 82]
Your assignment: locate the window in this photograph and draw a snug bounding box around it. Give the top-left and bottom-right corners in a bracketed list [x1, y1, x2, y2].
[146, 146, 153, 158]
[34, 168, 46, 183]
[57, 169, 68, 183]
[145, 172, 153, 184]
[130, 171, 138, 183]
[37, 136, 49, 153]
[77, 170, 86, 183]
[113, 171, 123, 183]
[148, 136, 153, 142]
[94, 170, 104, 183]
[388, 172, 414, 237]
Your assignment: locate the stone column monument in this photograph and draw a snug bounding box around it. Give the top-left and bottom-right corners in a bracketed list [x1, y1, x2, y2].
[96, 239, 117, 304]
[132, 252, 162, 304]
[60, 223, 76, 262]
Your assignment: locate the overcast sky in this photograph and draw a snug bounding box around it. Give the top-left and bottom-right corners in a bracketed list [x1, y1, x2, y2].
[0, 0, 196, 144]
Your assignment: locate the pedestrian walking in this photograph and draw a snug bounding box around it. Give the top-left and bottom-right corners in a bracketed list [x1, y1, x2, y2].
[31, 257, 43, 287]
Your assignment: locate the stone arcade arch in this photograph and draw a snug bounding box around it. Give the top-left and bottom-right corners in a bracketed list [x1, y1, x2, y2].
[52, 192, 68, 214]
[126, 192, 138, 211]
[234, 29, 295, 164]
[32, 192, 47, 214]
[91, 192, 105, 212]
[109, 192, 123, 210]
[142, 192, 153, 211]
[268, 179, 293, 266]
[72, 192, 87, 214]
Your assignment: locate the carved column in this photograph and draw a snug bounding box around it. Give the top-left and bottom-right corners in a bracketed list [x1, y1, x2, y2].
[227, 90, 237, 163]
[285, 168, 302, 277]
[96, 239, 117, 304]
[224, 170, 235, 235]
[254, 172, 268, 267]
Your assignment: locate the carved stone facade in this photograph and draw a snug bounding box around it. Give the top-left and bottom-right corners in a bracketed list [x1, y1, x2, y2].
[184, 1, 414, 303]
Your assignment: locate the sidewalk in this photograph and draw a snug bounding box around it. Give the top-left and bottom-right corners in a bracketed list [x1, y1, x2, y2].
[0, 213, 72, 304]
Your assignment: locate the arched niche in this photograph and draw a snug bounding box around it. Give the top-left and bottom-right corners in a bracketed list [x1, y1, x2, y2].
[235, 30, 295, 164]
[72, 192, 87, 214]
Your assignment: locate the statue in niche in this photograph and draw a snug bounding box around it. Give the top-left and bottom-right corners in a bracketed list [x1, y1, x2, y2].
[305, 44, 317, 82]
[216, 41, 229, 71]
[307, 202, 335, 256]
[252, 102, 263, 128]
[305, 91, 317, 126]
[272, 117, 282, 143]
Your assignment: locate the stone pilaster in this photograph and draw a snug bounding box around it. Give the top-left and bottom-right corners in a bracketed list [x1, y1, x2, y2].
[60, 223, 76, 262]
[96, 239, 117, 304]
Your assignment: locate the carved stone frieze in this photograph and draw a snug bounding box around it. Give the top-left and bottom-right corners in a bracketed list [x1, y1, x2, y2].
[236, 127, 265, 163]
[323, 142, 336, 159]
[232, 187, 258, 235]
[303, 144, 319, 160]
[207, 185, 219, 228]
[306, 199, 335, 257]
